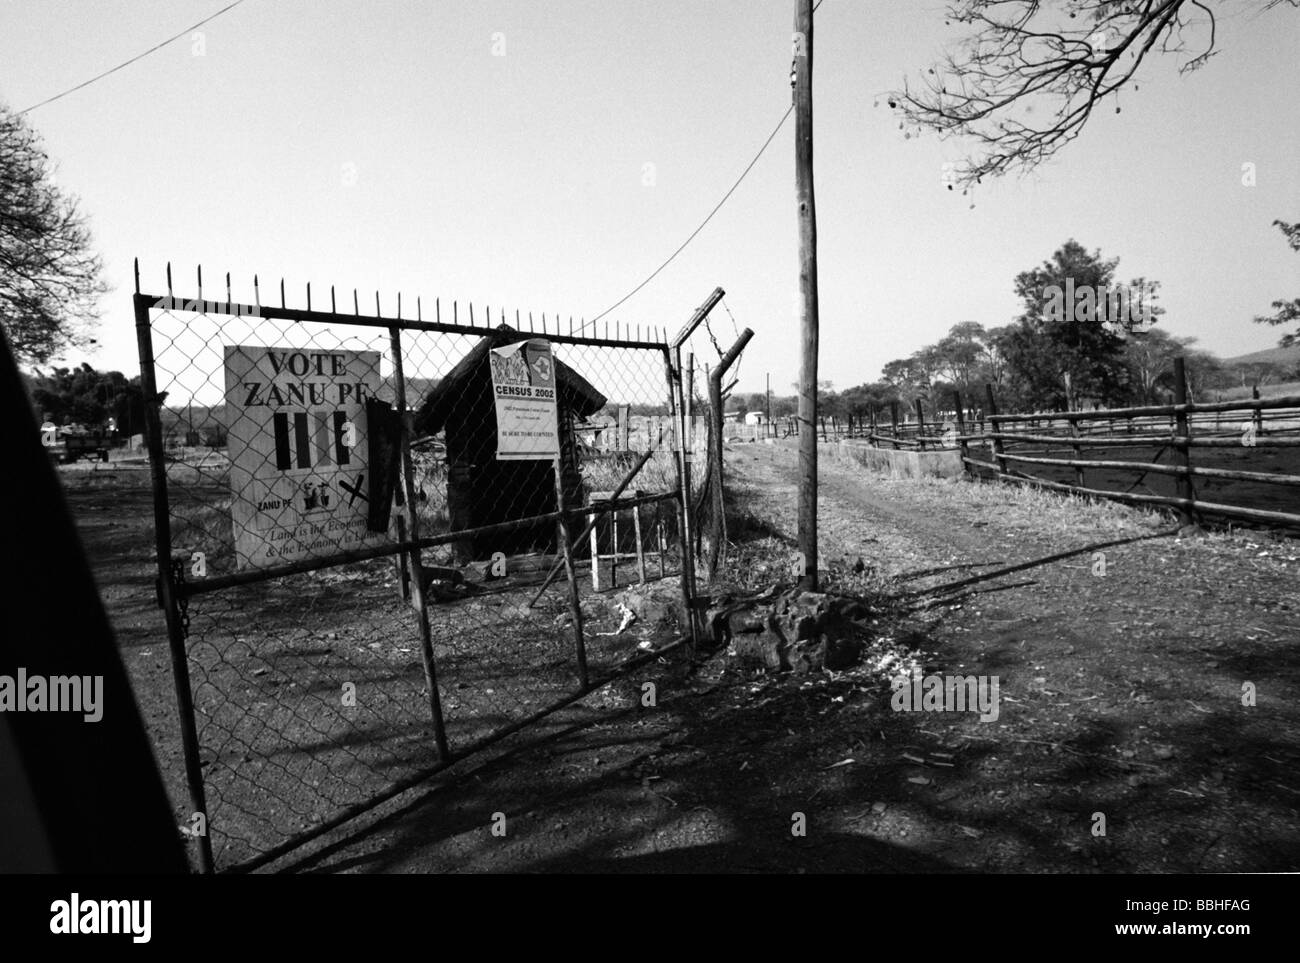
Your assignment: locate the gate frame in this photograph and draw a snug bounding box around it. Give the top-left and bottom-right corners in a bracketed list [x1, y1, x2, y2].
[132, 263, 712, 872]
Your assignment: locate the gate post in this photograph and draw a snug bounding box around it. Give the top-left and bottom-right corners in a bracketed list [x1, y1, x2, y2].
[134, 285, 214, 874]
[664, 346, 701, 654]
[389, 327, 451, 760]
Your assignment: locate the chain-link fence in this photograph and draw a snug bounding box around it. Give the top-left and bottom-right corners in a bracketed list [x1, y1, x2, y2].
[133, 270, 704, 872]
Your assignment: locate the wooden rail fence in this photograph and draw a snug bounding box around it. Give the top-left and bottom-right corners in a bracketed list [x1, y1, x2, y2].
[849, 359, 1300, 530]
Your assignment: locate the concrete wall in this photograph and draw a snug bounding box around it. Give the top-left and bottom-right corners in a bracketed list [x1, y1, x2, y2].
[821, 438, 964, 479]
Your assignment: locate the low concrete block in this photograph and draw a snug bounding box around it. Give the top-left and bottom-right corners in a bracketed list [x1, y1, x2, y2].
[827, 440, 963, 479]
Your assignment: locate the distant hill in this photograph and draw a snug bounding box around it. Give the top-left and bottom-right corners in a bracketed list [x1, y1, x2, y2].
[1222, 343, 1300, 367]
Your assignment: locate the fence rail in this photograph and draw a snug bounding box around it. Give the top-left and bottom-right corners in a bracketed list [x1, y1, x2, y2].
[848, 358, 1300, 531]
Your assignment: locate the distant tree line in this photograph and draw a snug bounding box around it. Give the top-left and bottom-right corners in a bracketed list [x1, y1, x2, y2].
[24, 363, 146, 435]
[730, 239, 1298, 422]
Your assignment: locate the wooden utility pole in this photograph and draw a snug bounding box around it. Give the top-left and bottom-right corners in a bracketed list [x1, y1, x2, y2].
[793, 0, 819, 591]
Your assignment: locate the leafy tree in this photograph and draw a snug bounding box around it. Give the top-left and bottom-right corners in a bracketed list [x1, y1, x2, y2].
[880, 322, 1013, 412]
[1254, 219, 1300, 346]
[1124, 328, 1195, 404]
[727, 391, 769, 417]
[933, 322, 984, 385]
[820, 389, 848, 420]
[1000, 240, 1158, 410]
[841, 381, 898, 417]
[29, 363, 148, 434]
[1, 102, 107, 363]
[880, 356, 930, 408]
[981, 325, 1014, 390]
[773, 394, 799, 418]
[1183, 350, 1231, 403]
[1229, 360, 1288, 389]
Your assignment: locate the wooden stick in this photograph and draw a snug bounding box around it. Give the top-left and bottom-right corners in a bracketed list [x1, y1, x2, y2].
[1172, 356, 1196, 526]
[552, 456, 588, 687]
[657, 508, 666, 578]
[527, 444, 661, 606]
[985, 385, 1007, 479]
[390, 326, 450, 760]
[633, 504, 646, 584]
[1069, 411, 1085, 489]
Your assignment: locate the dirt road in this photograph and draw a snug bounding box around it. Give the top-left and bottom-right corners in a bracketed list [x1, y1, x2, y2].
[75, 446, 1300, 872]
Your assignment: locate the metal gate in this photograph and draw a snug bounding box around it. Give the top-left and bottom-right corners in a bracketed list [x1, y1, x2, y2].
[133, 262, 720, 872]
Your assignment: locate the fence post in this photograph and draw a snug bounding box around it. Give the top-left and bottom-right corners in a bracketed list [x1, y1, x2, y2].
[1068, 409, 1085, 490]
[389, 327, 451, 760]
[665, 346, 700, 654]
[134, 291, 214, 875]
[869, 409, 878, 447]
[889, 401, 901, 451]
[914, 398, 927, 452]
[953, 390, 969, 476]
[1253, 385, 1263, 435]
[985, 383, 1007, 480]
[1172, 356, 1197, 527]
[706, 328, 753, 582]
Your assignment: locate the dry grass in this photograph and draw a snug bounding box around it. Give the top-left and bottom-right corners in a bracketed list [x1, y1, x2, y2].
[905, 474, 1171, 540]
[1216, 380, 1300, 402]
[579, 449, 678, 497]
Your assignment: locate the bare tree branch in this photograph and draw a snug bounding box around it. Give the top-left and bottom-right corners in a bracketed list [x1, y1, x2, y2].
[888, 0, 1293, 188]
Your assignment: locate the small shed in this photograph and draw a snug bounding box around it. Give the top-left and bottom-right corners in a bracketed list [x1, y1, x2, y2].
[413, 325, 607, 561]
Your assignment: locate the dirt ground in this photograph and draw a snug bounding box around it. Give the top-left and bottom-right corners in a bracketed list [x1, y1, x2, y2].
[60, 457, 664, 870]
[71, 443, 1300, 872]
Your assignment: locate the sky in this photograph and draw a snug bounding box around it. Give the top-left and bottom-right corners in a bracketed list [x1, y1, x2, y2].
[2, 0, 1298, 399]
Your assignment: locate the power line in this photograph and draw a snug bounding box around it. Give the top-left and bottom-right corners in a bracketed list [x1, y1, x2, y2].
[19, 0, 249, 115]
[582, 0, 824, 333]
[582, 105, 792, 332]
